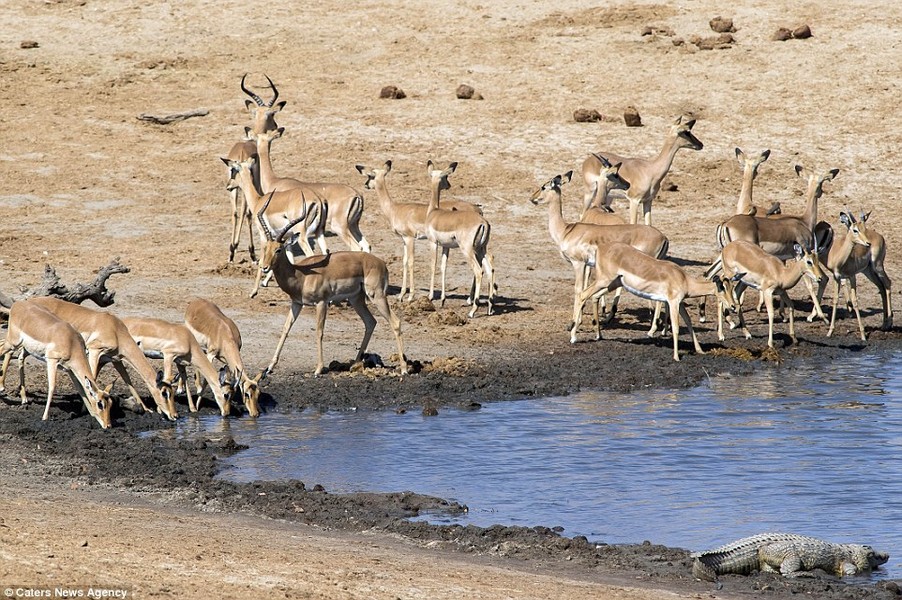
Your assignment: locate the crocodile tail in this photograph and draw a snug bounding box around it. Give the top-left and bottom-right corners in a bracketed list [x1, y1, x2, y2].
[691, 557, 719, 581]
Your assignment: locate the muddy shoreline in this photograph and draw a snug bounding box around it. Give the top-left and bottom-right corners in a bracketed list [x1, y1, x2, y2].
[2, 329, 900, 600]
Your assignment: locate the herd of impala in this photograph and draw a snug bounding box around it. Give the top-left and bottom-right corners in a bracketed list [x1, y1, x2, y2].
[0, 75, 893, 429]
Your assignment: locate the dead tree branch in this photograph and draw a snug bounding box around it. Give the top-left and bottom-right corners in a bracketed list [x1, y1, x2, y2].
[137, 108, 209, 125]
[21, 257, 131, 307]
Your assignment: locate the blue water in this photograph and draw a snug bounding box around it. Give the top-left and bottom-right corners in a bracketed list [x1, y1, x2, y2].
[164, 350, 902, 580]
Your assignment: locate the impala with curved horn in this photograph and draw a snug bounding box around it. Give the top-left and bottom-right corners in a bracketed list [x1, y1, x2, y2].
[256, 198, 408, 377]
[241, 73, 286, 135]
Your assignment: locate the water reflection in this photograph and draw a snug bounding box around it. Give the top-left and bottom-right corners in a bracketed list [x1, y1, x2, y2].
[160, 350, 902, 579]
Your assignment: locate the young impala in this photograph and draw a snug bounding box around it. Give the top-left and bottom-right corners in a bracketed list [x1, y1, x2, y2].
[184, 297, 262, 417]
[0, 300, 113, 428]
[256, 198, 408, 377]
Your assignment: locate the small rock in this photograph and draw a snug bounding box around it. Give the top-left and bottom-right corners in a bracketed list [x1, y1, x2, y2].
[709, 16, 735, 33]
[456, 84, 477, 99]
[792, 24, 812, 39]
[80, 540, 89, 547]
[379, 85, 406, 99]
[573, 108, 603, 123]
[20, 40, 39, 49]
[772, 27, 793, 41]
[624, 106, 642, 127]
[422, 405, 439, 417]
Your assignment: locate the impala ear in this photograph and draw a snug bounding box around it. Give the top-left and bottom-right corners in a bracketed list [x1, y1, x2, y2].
[275, 127, 285, 138]
[761, 149, 771, 161]
[384, 160, 392, 172]
[355, 164, 366, 175]
[683, 118, 696, 130]
[155, 370, 165, 386]
[827, 168, 840, 180]
[244, 126, 253, 138]
[220, 157, 232, 167]
[839, 212, 852, 228]
[561, 170, 573, 185]
[794, 164, 804, 177]
[793, 243, 804, 258]
[731, 272, 746, 282]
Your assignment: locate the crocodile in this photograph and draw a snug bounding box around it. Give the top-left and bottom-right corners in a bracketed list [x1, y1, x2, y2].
[691, 533, 889, 581]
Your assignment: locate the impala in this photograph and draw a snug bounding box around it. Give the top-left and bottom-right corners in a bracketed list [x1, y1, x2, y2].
[184, 297, 262, 417]
[28, 296, 178, 420]
[579, 154, 630, 225]
[699, 147, 771, 323]
[716, 165, 838, 256]
[732, 147, 771, 216]
[0, 300, 113, 428]
[223, 136, 258, 263]
[570, 243, 740, 361]
[241, 73, 286, 135]
[816, 211, 892, 340]
[252, 126, 370, 253]
[355, 160, 481, 301]
[256, 199, 408, 377]
[223, 156, 324, 297]
[120, 316, 232, 416]
[530, 170, 669, 335]
[581, 116, 703, 225]
[424, 161, 496, 317]
[711, 241, 824, 348]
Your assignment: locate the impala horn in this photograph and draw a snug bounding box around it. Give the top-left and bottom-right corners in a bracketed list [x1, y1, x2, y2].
[241, 73, 266, 107]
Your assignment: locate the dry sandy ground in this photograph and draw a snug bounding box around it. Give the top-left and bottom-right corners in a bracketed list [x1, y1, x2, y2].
[1, 0, 902, 598]
[0, 473, 686, 600]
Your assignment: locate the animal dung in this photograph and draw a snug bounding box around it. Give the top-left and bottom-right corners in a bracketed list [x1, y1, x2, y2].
[624, 106, 642, 127]
[456, 84, 483, 100]
[573, 108, 603, 123]
[773, 24, 812, 41]
[709, 16, 735, 33]
[379, 85, 406, 99]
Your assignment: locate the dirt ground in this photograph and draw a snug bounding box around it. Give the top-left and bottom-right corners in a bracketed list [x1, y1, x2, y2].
[1, 0, 901, 598]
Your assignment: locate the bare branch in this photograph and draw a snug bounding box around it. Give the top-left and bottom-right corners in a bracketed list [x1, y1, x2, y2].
[137, 108, 209, 125]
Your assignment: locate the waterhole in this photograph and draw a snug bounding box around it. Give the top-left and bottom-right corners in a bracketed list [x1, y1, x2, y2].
[160, 350, 902, 579]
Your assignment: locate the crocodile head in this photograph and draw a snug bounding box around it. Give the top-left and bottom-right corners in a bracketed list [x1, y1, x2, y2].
[851, 545, 889, 572]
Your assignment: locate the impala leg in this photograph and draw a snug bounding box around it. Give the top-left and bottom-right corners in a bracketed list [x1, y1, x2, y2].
[802, 277, 825, 322]
[428, 242, 438, 301]
[668, 301, 681, 361]
[439, 248, 450, 307]
[641, 198, 653, 227]
[348, 295, 377, 366]
[862, 266, 892, 330]
[0, 344, 12, 394]
[628, 196, 641, 225]
[228, 187, 241, 263]
[827, 277, 841, 337]
[466, 247, 484, 318]
[764, 291, 777, 348]
[400, 237, 414, 300]
[483, 253, 495, 316]
[17, 349, 28, 404]
[369, 293, 408, 375]
[42, 359, 60, 421]
[110, 359, 152, 413]
[313, 301, 328, 376]
[782, 290, 797, 344]
[267, 302, 302, 376]
[572, 264, 593, 340]
[716, 296, 726, 342]
[175, 363, 196, 411]
[250, 266, 265, 298]
[681, 301, 705, 355]
[847, 278, 866, 341]
[807, 276, 828, 323]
